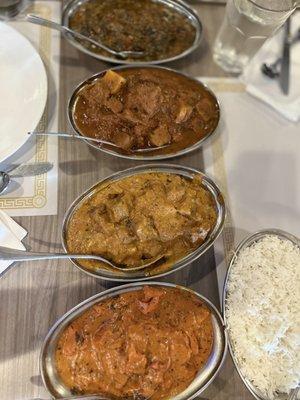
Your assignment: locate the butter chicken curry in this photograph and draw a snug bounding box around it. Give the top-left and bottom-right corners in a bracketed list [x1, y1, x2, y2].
[66, 172, 217, 273]
[55, 286, 214, 399]
[72, 68, 220, 154]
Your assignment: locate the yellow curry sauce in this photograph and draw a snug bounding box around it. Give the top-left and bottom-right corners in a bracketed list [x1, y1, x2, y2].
[55, 286, 214, 399]
[69, 0, 196, 62]
[66, 173, 217, 273]
[72, 68, 220, 154]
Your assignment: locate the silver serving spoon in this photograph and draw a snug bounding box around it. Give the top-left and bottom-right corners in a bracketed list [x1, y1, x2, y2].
[29, 131, 169, 153]
[0, 245, 165, 272]
[0, 162, 53, 195]
[0, 13, 144, 60]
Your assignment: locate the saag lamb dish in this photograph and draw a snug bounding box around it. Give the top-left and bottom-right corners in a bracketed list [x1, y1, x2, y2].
[68, 0, 197, 61]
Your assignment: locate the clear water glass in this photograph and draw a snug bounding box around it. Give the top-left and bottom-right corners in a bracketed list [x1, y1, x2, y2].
[213, 0, 297, 74]
[0, 0, 29, 18]
[0, 0, 20, 8]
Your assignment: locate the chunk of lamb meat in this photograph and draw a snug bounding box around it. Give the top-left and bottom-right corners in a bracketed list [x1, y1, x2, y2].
[175, 104, 193, 123]
[113, 131, 133, 150]
[82, 71, 126, 118]
[96, 114, 133, 149]
[123, 81, 162, 123]
[105, 97, 123, 113]
[134, 215, 159, 241]
[149, 124, 171, 147]
[196, 98, 215, 122]
[110, 198, 129, 222]
[86, 71, 126, 106]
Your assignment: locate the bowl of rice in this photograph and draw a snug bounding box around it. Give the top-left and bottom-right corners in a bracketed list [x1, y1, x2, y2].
[223, 229, 300, 400]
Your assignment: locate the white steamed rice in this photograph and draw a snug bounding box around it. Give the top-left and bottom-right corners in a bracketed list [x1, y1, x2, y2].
[226, 235, 300, 399]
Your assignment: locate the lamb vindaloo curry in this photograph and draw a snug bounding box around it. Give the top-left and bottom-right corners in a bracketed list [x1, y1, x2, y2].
[66, 172, 217, 273]
[72, 68, 220, 153]
[55, 286, 214, 399]
[69, 0, 196, 61]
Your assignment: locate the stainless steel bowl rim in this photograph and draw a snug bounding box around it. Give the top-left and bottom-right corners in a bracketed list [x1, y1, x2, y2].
[61, 163, 226, 282]
[62, 0, 203, 65]
[40, 281, 228, 400]
[222, 228, 300, 400]
[67, 64, 221, 161]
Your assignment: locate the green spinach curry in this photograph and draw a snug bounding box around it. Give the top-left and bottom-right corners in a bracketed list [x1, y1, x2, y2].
[69, 0, 196, 61]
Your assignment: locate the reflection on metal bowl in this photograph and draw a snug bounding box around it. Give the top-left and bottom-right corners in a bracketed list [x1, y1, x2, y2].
[61, 164, 226, 282]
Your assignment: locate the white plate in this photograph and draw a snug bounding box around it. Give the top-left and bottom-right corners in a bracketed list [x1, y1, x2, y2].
[0, 22, 47, 163]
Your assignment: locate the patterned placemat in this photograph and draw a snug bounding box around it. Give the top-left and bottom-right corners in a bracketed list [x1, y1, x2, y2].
[0, 1, 60, 216]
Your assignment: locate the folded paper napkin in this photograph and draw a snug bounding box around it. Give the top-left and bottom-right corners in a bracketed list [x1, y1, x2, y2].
[0, 210, 27, 275]
[242, 13, 300, 122]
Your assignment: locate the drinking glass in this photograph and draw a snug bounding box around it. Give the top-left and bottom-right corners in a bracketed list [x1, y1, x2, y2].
[0, 0, 28, 17]
[0, 0, 20, 8]
[213, 0, 298, 74]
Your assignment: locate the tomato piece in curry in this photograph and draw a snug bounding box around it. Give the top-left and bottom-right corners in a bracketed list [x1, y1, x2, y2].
[55, 286, 214, 399]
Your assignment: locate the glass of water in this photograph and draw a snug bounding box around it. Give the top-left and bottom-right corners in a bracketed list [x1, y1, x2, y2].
[0, 0, 29, 17]
[213, 0, 298, 73]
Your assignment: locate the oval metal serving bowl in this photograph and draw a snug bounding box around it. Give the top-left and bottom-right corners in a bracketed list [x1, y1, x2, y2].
[40, 281, 228, 400]
[68, 65, 220, 161]
[62, 0, 202, 64]
[223, 229, 300, 400]
[61, 164, 226, 282]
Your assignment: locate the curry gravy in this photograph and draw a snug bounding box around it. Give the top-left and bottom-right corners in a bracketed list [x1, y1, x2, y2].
[55, 286, 214, 399]
[72, 68, 220, 155]
[65, 172, 217, 273]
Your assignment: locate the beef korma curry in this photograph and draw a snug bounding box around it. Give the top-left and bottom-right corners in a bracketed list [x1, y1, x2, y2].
[66, 172, 217, 273]
[55, 286, 214, 399]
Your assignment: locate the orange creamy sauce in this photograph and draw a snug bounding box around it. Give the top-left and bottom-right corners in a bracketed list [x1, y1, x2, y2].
[66, 173, 217, 273]
[55, 286, 213, 399]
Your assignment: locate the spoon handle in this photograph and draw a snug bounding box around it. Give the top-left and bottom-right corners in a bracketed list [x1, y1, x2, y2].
[29, 131, 118, 147]
[30, 131, 167, 153]
[0, 245, 112, 264]
[24, 14, 120, 57]
[0, 245, 164, 271]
